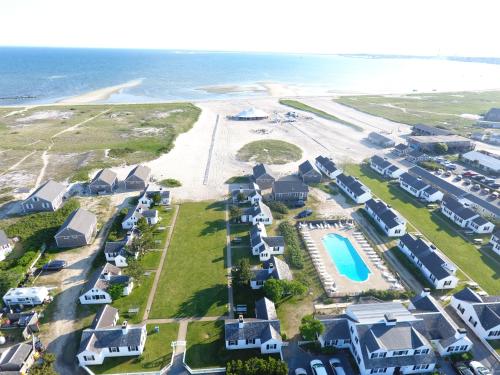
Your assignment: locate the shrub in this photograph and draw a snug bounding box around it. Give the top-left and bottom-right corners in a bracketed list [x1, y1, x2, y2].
[278, 221, 304, 269]
[109, 147, 134, 158]
[418, 160, 441, 171]
[361, 288, 414, 301]
[108, 283, 125, 300]
[227, 357, 288, 375]
[159, 178, 182, 187]
[299, 314, 324, 341]
[267, 201, 289, 214]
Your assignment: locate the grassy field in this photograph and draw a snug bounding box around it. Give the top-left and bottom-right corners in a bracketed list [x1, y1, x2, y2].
[0, 103, 200, 186]
[149, 201, 227, 318]
[185, 321, 278, 368]
[111, 272, 155, 324]
[334, 91, 500, 135]
[346, 164, 500, 294]
[280, 99, 363, 131]
[90, 323, 179, 374]
[236, 139, 302, 165]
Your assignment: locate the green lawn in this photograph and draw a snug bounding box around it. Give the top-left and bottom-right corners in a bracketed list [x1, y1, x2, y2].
[150, 206, 175, 249]
[334, 91, 500, 135]
[111, 272, 155, 324]
[90, 323, 179, 374]
[185, 321, 278, 369]
[149, 201, 227, 318]
[279, 99, 362, 131]
[236, 140, 302, 165]
[346, 164, 500, 294]
[230, 224, 251, 246]
[140, 251, 162, 270]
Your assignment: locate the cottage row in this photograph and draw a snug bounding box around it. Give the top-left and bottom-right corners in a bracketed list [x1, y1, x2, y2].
[89, 165, 151, 194]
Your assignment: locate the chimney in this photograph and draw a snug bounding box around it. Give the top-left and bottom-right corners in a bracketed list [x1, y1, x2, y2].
[421, 288, 431, 297]
[238, 315, 244, 329]
[122, 321, 129, 334]
[102, 272, 111, 281]
[455, 328, 467, 340]
[384, 313, 397, 326]
[268, 262, 274, 274]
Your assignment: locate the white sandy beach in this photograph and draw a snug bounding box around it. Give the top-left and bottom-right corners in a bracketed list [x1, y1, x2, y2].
[57, 78, 143, 104]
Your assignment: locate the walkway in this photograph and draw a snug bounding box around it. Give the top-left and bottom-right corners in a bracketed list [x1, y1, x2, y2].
[202, 114, 219, 185]
[225, 201, 234, 319]
[143, 204, 180, 321]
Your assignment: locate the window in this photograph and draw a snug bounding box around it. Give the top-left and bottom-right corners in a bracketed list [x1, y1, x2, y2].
[355, 336, 359, 344]
[459, 345, 468, 351]
[392, 350, 408, 356]
[246, 339, 255, 345]
[266, 343, 277, 350]
[488, 330, 500, 337]
[370, 369, 387, 374]
[128, 346, 138, 351]
[109, 347, 120, 352]
[228, 340, 237, 346]
[83, 355, 95, 361]
[413, 365, 429, 370]
[371, 352, 387, 359]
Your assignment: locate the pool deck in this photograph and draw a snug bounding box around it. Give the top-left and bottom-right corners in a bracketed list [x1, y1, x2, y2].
[303, 226, 394, 295]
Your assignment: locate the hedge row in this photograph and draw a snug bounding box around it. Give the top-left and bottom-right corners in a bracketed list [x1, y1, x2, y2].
[278, 221, 304, 269]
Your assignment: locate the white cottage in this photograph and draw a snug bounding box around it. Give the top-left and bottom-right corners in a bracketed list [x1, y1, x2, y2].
[336, 173, 372, 204]
[490, 231, 500, 256]
[249, 223, 285, 261]
[364, 198, 406, 237]
[79, 263, 134, 304]
[441, 196, 494, 234]
[315, 155, 343, 179]
[241, 201, 273, 225]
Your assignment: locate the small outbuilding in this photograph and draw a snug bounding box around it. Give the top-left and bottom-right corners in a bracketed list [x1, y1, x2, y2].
[124, 165, 151, 191]
[298, 160, 322, 184]
[230, 108, 269, 121]
[89, 168, 118, 194]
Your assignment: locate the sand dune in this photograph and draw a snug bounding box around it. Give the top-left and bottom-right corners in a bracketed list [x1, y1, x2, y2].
[57, 79, 143, 104]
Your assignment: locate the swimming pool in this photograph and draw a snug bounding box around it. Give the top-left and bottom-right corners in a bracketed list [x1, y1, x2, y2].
[322, 233, 371, 282]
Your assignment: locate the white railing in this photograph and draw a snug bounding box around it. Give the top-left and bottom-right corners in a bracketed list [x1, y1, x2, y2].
[182, 349, 226, 374]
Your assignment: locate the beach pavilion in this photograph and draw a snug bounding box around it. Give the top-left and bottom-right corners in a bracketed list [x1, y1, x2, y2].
[231, 107, 269, 121]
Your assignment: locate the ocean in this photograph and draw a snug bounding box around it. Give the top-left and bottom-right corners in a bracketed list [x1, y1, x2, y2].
[2, 47, 500, 105]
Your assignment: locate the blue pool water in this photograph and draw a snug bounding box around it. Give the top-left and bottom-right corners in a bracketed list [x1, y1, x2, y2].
[322, 233, 371, 282]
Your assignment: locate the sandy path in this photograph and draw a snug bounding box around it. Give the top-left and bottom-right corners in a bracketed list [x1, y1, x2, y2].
[0, 150, 37, 176]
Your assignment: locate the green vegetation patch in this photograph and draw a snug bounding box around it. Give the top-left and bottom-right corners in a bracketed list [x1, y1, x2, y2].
[280, 99, 363, 131]
[236, 140, 302, 165]
[90, 323, 178, 374]
[149, 201, 227, 318]
[345, 164, 500, 294]
[334, 91, 500, 135]
[159, 178, 182, 188]
[111, 272, 155, 324]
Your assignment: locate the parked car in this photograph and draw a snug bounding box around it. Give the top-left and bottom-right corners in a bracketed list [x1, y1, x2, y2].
[328, 358, 346, 375]
[463, 178, 471, 186]
[469, 361, 491, 375]
[436, 169, 443, 175]
[297, 209, 313, 218]
[295, 369, 308, 375]
[489, 192, 498, 200]
[472, 184, 481, 191]
[484, 178, 495, 185]
[489, 183, 500, 189]
[444, 171, 452, 177]
[453, 362, 473, 375]
[42, 260, 67, 271]
[454, 175, 463, 181]
[463, 171, 478, 177]
[446, 164, 457, 170]
[310, 360, 328, 375]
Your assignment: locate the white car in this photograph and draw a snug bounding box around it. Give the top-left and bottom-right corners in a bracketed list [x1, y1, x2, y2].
[469, 361, 491, 375]
[310, 359, 328, 375]
[295, 368, 307, 375]
[329, 357, 346, 375]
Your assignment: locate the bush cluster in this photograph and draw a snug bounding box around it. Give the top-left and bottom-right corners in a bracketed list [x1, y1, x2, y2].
[278, 221, 304, 269]
[266, 201, 289, 214]
[361, 288, 414, 301]
[227, 357, 288, 375]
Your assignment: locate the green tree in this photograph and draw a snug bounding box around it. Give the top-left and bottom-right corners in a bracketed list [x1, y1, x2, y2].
[29, 352, 58, 375]
[263, 279, 285, 302]
[127, 235, 153, 257]
[299, 314, 324, 341]
[227, 357, 288, 375]
[235, 258, 252, 286]
[434, 142, 448, 154]
[229, 205, 242, 222]
[151, 192, 162, 206]
[125, 259, 145, 285]
[283, 280, 307, 297]
[236, 192, 246, 203]
[108, 283, 125, 300]
[136, 217, 149, 234]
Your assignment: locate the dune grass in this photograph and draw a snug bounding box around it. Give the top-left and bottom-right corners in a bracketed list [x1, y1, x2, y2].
[236, 139, 302, 165]
[345, 164, 500, 294]
[279, 99, 363, 131]
[149, 201, 227, 318]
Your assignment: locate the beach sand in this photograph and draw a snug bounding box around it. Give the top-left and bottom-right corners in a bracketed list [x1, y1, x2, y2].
[57, 78, 143, 104]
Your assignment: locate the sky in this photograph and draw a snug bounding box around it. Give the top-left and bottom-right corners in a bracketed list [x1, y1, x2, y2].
[1, 0, 500, 57]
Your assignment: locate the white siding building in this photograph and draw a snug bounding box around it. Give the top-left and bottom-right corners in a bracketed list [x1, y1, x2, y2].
[490, 231, 500, 256]
[3, 287, 49, 306]
[315, 155, 343, 179]
[241, 201, 273, 225]
[441, 196, 494, 234]
[336, 173, 372, 204]
[364, 198, 406, 237]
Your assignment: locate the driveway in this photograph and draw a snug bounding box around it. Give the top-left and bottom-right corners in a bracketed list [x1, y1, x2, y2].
[283, 339, 356, 375]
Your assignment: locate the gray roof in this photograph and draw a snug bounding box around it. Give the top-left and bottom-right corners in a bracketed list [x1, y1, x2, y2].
[365, 198, 404, 229]
[410, 294, 439, 313]
[91, 168, 117, 186]
[371, 155, 392, 170]
[253, 163, 274, 180]
[442, 196, 478, 221]
[253, 256, 293, 283]
[104, 240, 127, 254]
[471, 215, 489, 226]
[423, 185, 439, 196]
[262, 236, 285, 247]
[472, 304, 500, 330]
[91, 305, 118, 329]
[400, 172, 428, 191]
[298, 160, 320, 175]
[320, 318, 350, 342]
[224, 319, 281, 343]
[348, 302, 416, 323]
[395, 143, 408, 151]
[409, 166, 466, 198]
[368, 132, 394, 144]
[484, 108, 500, 122]
[56, 208, 97, 236]
[126, 165, 151, 182]
[336, 173, 369, 197]
[143, 209, 158, 218]
[399, 234, 454, 280]
[407, 149, 427, 158]
[413, 124, 453, 136]
[315, 156, 338, 174]
[272, 180, 309, 194]
[0, 343, 33, 371]
[84, 263, 123, 293]
[244, 201, 272, 219]
[26, 180, 65, 203]
[255, 297, 277, 320]
[79, 325, 145, 355]
[453, 288, 483, 303]
[0, 230, 9, 247]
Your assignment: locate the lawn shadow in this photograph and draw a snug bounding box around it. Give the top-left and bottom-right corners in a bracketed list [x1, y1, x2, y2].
[205, 201, 225, 212]
[200, 219, 226, 236]
[174, 284, 228, 318]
